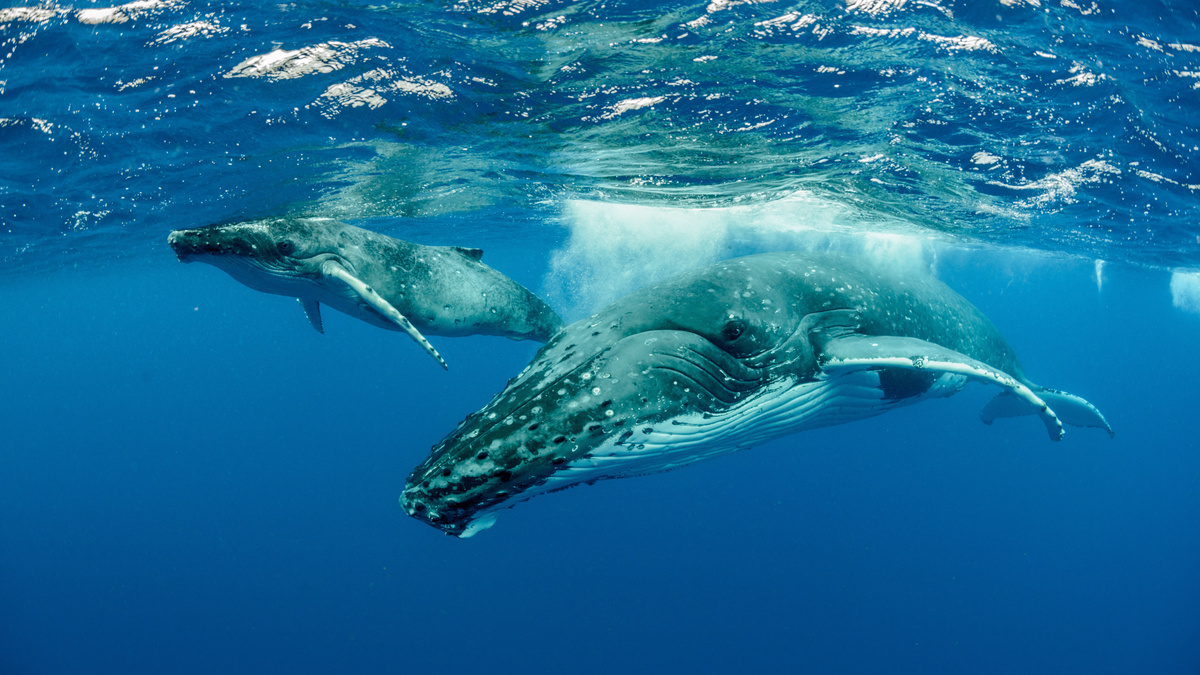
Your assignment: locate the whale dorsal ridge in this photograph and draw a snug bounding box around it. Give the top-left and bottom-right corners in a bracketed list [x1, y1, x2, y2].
[453, 246, 484, 261]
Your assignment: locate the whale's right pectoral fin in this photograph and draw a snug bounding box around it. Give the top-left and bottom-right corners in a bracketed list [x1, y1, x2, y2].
[300, 298, 324, 334]
[320, 261, 449, 370]
[983, 387, 1113, 437]
[806, 310, 1064, 440]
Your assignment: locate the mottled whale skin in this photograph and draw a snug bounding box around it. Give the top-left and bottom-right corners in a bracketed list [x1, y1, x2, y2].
[168, 217, 563, 369]
[402, 251, 1112, 537]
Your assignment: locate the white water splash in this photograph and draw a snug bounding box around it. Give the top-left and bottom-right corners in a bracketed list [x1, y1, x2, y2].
[1170, 269, 1200, 314]
[544, 195, 937, 318]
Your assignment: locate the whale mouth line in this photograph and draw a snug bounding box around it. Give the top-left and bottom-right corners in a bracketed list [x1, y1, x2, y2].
[169, 231, 322, 280]
[168, 234, 263, 269]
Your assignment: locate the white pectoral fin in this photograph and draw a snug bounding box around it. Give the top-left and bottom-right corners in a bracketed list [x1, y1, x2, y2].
[299, 298, 324, 334]
[817, 334, 1065, 441]
[984, 387, 1114, 438]
[322, 261, 449, 370]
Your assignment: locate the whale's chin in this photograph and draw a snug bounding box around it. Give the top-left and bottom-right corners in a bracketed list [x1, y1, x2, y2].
[400, 328, 766, 535]
[458, 513, 499, 538]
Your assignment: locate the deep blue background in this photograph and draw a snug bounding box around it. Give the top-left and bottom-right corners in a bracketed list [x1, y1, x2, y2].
[3, 1, 1200, 672]
[2, 245, 1197, 674]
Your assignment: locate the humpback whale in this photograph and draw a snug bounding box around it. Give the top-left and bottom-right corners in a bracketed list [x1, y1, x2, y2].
[168, 217, 563, 369]
[401, 251, 1112, 536]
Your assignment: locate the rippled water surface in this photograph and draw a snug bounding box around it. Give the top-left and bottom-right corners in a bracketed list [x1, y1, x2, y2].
[3, 0, 1199, 267]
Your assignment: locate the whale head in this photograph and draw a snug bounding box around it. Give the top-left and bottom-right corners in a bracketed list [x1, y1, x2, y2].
[167, 217, 350, 296]
[401, 256, 829, 537]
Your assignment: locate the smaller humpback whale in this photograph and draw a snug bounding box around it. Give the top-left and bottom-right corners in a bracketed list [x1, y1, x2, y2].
[401, 251, 1112, 537]
[168, 217, 563, 369]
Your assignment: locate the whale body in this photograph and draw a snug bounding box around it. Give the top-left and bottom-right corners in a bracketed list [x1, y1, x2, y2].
[401, 252, 1112, 536]
[168, 217, 563, 369]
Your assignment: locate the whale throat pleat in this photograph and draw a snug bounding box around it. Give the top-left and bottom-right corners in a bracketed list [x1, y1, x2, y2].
[529, 370, 952, 498]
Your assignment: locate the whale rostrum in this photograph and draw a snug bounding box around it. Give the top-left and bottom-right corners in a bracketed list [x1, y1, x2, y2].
[401, 252, 1112, 537]
[167, 217, 564, 369]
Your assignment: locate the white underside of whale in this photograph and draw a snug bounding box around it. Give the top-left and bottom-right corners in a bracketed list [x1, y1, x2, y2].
[457, 368, 967, 537]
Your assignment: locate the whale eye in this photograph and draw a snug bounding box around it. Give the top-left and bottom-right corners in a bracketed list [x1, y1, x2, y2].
[277, 239, 295, 254]
[721, 319, 746, 342]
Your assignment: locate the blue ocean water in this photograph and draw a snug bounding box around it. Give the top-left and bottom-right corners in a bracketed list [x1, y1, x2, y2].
[1, 1, 1198, 673]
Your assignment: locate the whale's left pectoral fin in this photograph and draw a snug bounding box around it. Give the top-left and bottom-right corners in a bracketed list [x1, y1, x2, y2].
[807, 311, 1064, 440]
[299, 298, 324, 334]
[321, 261, 449, 370]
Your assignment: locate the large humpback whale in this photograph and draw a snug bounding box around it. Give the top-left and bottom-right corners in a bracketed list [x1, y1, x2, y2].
[402, 251, 1112, 536]
[168, 217, 563, 369]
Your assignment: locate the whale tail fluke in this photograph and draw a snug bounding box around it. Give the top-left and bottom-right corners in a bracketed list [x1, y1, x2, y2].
[982, 386, 1114, 438]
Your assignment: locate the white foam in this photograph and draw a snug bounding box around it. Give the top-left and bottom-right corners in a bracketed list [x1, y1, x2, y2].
[318, 82, 388, 115]
[1056, 62, 1107, 87]
[753, 12, 819, 36]
[76, 0, 179, 25]
[544, 195, 937, 317]
[972, 151, 1002, 165]
[470, 0, 553, 16]
[985, 158, 1120, 208]
[601, 96, 665, 120]
[1060, 0, 1100, 15]
[310, 69, 453, 119]
[845, 0, 908, 17]
[224, 38, 389, 81]
[1170, 269, 1200, 314]
[151, 20, 228, 45]
[917, 32, 998, 53]
[1136, 36, 1163, 52]
[0, 7, 66, 23]
[851, 25, 916, 39]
